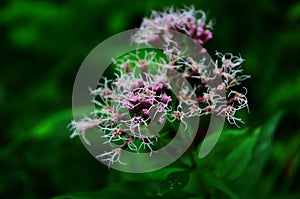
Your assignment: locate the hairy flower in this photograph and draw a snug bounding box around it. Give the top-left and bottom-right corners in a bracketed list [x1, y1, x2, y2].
[69, 6, 250, 167]
[132, 6, 213, 48]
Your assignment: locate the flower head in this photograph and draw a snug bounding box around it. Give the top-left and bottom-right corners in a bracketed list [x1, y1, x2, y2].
[69, 6, 250, 167]
[132, 6, 213, 48]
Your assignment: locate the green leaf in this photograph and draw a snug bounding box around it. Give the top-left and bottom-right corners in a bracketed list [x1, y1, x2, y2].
[32, 109, 72, 139]
[220, 127, 249, 141]
[231, 111, 283, 195]
[215, 129, 258, 180]
[158, 171, 190, 196]
[195, 128, 250, 170]
[200, 172, 240, 199]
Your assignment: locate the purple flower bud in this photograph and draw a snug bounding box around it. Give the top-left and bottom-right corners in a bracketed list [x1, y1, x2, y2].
[190, 24, 197, 30]
[130, 95, 141, 104]
[142, 109, 150, 115]
[154, 83, 163, 91]
[161, 94, 172, 104]
[204, 31, 213, 43]
[197, 39, 204, 45]
[196, 31, 202, 37]
[148, 85, 154, 91]
[146, 98, 155, 105]
[177, 21, 185, 28]
[197, 26, 204, 33]
[188, 29, 195, 37]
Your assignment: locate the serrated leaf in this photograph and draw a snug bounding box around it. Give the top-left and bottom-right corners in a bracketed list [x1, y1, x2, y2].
[158, 171, 190, 196]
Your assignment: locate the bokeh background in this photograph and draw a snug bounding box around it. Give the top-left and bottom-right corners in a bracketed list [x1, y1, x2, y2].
[1, 0, 300, 198]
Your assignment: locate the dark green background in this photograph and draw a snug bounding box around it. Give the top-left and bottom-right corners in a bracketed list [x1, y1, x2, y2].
[1, 0, 300, 198]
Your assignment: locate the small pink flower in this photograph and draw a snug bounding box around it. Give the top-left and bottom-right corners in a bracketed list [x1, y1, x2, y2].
[142, 109, 150, 115]
[173, 111, 183, 120]
[161, 94, 172, 104]
[130, 95, 141, 104]
[134, 116, 143, 124]
[146, 98, 155, 105]
[157, 117, 165, 124]
[154, 83, 163, 91]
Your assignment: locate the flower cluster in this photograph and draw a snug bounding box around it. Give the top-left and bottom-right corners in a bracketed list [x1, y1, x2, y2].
[132, 6, 213, 49]
[69, 6, 250, 166]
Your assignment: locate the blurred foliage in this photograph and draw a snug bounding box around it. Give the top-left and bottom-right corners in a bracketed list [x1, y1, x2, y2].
[1, 0, 300, 198]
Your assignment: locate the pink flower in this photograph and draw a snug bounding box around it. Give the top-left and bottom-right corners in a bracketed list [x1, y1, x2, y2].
[70, 6, 250, 167]
[132, 6, 214, 47]
[158, 117, 165, 124]
[161, 94, 172, 104]
[142, 109, 150, 115]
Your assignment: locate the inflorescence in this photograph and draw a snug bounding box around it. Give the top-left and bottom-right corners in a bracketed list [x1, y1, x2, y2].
[132, 6, 213, 49]
[69, 6, 250, 166]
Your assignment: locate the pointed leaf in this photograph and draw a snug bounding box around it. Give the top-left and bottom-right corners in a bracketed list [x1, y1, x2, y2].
[231, 111, 283, 195]
[215, 129, 258, 180]
[200, 172, 240, 199]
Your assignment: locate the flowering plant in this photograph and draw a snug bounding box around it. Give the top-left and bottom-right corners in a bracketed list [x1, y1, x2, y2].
[69, 6, 249, 168]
